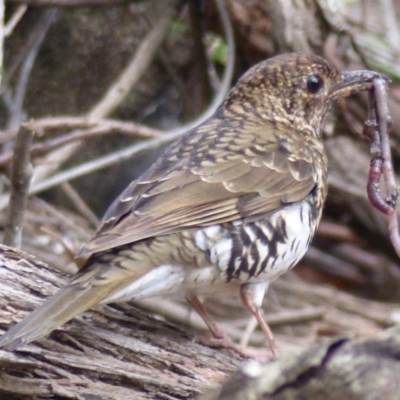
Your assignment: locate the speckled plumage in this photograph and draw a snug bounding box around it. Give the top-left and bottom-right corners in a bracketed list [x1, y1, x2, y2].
[0, 53, 383, 354]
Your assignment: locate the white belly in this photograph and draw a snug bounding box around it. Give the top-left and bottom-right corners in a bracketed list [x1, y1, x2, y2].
[103, 201, 314, 303]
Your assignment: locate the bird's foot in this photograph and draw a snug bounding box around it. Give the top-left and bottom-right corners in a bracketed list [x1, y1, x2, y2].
[193, 333, 273, 359]
[193, 333, 249, 357]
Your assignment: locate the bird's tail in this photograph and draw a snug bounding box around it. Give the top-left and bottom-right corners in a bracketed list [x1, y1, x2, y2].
[0, 263, 127, 351]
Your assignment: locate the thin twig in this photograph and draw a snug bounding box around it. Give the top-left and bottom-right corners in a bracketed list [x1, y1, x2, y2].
[4, 5, 27, 37]
[266, 306, 325, 326]
[6, 9, 58, 130]
[33, 197, 93, 242]
[31, 1, 178, 185]
[167, 0, 236, 136]
[317, 221, 359, 242]
[29, 123, 159, 157]
[60, 182, 100, 228]
[0, 119, 163, 167]
[31, 117, 163, 137]
[39, 225, 78, 268]
[188, 0, 213, 110]
[1, 9, 56, 92]
[240, 316, 258, 347]
[0, 117, 163, 145]
[88, 3, 177, 120]
[3, 125, 34, 248]
[28, 130, 183, 196]
[0, 0, 236, 202]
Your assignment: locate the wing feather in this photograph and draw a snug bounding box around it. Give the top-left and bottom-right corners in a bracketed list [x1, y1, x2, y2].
[79, 123, 318, 257]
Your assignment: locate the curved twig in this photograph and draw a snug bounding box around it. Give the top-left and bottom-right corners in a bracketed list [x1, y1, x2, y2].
[20, 0, 236, 198]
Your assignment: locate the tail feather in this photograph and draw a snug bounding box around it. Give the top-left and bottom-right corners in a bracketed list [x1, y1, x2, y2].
[0, 281, 112, 351]
[0, 252, 163, 351]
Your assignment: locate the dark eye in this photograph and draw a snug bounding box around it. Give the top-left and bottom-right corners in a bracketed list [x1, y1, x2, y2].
[307, 74, 324, 94]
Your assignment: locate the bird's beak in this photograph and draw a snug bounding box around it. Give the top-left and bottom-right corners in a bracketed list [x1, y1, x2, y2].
[329, 70, 389, 99]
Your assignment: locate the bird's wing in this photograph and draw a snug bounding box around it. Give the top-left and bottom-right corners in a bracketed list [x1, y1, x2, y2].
[79, 121, 318, 257]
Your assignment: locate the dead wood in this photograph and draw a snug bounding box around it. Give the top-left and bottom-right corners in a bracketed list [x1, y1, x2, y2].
[201, 327, 400, 400]
[0, 245, 241, 399]
[2, 241, 400, 399]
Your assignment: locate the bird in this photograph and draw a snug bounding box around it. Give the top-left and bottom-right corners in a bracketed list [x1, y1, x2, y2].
[0, 53, 384, 355]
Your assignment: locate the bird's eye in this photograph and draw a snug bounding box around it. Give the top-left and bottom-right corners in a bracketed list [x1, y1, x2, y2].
[306, 74, 324, 94]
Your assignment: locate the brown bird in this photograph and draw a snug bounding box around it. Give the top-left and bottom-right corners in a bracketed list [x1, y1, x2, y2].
[0, 53, 383, 355]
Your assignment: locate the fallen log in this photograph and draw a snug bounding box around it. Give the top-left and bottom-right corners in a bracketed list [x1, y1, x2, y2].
[202, 327, 400, 400]
[0, 245, 241, 399]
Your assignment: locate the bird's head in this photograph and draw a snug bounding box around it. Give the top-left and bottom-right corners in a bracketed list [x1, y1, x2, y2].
[222, 53, 385, 137]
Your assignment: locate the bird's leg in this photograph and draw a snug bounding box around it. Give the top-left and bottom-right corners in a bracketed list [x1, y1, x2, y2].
[239, 315, 258, 348]
[240, 282, 279, 355]
[186, 293, 224, 338]
[186, 293, 249, 357]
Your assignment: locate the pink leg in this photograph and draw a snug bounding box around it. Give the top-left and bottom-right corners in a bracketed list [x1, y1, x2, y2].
[186, 293, 250, 357]
[241, 283, 279, 355]
[186, 293, 224, 338]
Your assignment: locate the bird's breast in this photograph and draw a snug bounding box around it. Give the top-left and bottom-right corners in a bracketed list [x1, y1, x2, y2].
[192, 198, 317, 286]
[98, 197, 320, 304]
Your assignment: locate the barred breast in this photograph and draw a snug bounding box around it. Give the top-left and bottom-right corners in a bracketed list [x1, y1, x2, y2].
[194, 198, 318, 287]
[99, 199, 316, 304]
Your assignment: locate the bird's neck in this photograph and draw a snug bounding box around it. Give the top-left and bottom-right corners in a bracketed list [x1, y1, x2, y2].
[219, 103, 324, 139]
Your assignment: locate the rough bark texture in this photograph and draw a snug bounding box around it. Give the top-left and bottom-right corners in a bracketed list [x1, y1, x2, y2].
[0, 245, 241, 399]
[201, 328, 400, 400]
[1, 244, 400, 399]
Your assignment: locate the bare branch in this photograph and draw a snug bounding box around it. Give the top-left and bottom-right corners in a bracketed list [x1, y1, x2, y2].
[5, 9, 58, 129]
[88, 4, 177, 120]
[4, 5, 27, 37]
[0, 119, 163, 168]
[0, 0, 236, 202]
[167, 0, 236, 136]
[188, 0, 213, 109]
[0, 117, 163, 145]
[3, 125, 34, 248]
[32, 0, 235, 186]
[28, 130, 184, 196]
[31, 0, 178, 184]
[29, 116, 163, 137]
[60, 182, 100, 228]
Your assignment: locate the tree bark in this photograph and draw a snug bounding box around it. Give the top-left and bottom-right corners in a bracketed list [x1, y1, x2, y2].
[201, 327, 400, 400]
[2, 245, 400, 399]
[0, 245, 241, 399]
